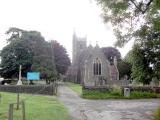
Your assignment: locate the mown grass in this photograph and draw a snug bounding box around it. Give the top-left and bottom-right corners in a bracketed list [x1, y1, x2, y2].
[155, 108, 160, 120]
[0, 92, 71, 120]
[82, 90, 121, 99]
[67, 83, 82, 95]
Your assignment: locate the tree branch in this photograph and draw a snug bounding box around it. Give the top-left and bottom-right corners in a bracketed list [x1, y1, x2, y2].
[130, 0, 154, 14]
[130, 0, 142, 12]
[142, 0, 154, 14]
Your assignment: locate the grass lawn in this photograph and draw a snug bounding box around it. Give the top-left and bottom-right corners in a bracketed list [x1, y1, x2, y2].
[155, 108, 160, 120]
[0, 92, 71, 120]
[67, 83, 82, 95]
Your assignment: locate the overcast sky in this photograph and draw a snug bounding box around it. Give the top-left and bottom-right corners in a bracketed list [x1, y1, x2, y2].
[0, 0, 133, 59]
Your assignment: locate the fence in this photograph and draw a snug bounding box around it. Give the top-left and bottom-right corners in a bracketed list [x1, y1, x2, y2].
[8, 101, 25, 120]
[0, 84, 58, 95]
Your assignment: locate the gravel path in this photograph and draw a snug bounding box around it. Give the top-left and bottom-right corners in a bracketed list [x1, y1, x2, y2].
[58, 85, 160, 120]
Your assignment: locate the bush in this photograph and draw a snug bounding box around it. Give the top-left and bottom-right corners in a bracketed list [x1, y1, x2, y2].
[130, 91, 158, 99]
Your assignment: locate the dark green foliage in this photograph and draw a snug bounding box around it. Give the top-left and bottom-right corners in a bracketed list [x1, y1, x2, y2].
[117, 60, 132, 79]
[102, 47, 131, 79]
[0, 30, 33, 78]
[102, 47, 121, 64]
[0, 28, 57, 80]
[128, 42, 159, 84]
[131, 45, 152, 84]
[51, 40, 71, 75]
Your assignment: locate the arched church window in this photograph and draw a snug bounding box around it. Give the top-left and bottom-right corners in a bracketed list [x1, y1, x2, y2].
[93, 58, 102, 75]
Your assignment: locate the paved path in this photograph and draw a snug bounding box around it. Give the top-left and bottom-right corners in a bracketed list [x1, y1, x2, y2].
[58, 85, 160, 120]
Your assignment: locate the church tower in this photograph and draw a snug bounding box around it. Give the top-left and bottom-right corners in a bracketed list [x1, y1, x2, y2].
[72, 31, 87, 65]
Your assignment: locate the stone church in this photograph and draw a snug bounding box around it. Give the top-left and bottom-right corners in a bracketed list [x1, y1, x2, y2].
[66, 32, 119, 87]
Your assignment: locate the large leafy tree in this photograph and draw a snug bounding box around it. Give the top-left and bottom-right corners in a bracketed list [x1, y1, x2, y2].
[0, 39, 32, 78]
[130, 45, 152, 84]
[97, 0, 160, 83]
[0, 28, 57, 80]
[97, 0, 160, 46]
[51, 40, 71, 75]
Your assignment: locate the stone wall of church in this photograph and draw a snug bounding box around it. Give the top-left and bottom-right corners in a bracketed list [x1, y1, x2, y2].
[83, 46, 111, 87]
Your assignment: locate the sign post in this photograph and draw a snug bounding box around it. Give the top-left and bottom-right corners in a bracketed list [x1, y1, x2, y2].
[27, 72, 40, 85]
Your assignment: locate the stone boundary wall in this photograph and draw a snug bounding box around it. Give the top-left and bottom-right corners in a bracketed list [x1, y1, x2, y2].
[0, 85, 56, 95]
[83, 85, 160, 93]
[122, 86, 160, 93]
[83, 86, 112, 92]
[108, 80, 130, 86]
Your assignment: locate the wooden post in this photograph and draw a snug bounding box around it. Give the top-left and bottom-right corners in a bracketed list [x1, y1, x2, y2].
[8, 104, 14, 120]
[22, 101, 26, 120]
[0, 93, 1, 103]
[17, 93, 20, 110]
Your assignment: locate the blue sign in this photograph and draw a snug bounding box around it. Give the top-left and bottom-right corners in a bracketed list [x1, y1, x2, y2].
[27, 72, 40, 80]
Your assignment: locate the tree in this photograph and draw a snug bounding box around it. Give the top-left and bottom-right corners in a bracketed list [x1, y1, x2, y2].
[51, 40, 71, 75]
[97, 0, 160, 83]
[0, 39, 32, 78]
[96, 0, 160, 46]
[130, 45, 153, 84]
[0, 28, 57, 80]
[117, 60, 132, 79]
[102, 47, 121, 64]
[102, 47, 131, 79]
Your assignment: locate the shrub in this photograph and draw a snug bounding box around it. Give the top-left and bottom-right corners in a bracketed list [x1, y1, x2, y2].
[129, 91, 158, 99]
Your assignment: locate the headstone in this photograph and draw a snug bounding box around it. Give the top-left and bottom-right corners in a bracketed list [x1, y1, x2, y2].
[124, 87, 130, 97]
